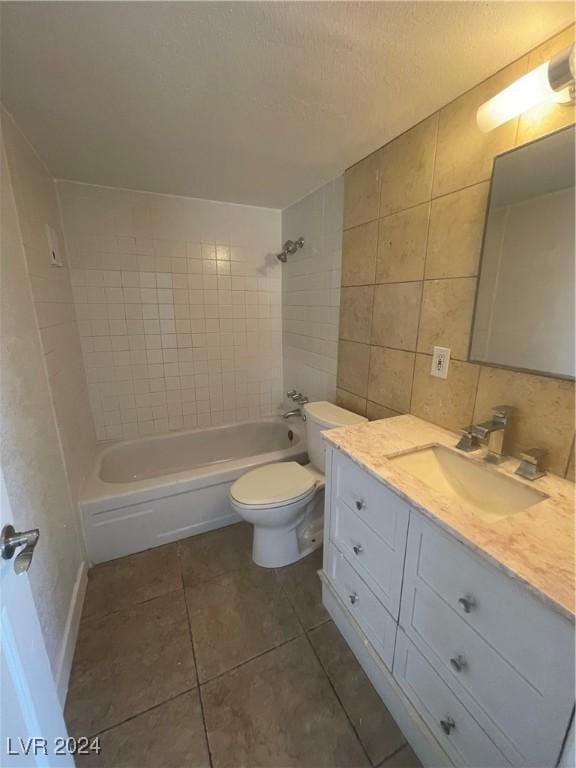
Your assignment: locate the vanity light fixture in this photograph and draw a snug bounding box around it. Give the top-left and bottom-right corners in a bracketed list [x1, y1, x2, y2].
[477, 44, 575, 132]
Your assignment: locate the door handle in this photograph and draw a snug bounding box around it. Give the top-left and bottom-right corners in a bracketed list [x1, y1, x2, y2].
[1, 525, 39, 574]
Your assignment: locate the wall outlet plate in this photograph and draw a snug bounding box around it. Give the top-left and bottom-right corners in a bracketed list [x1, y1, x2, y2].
[46, 224, 63, 267]
[431, 346, 450, 379]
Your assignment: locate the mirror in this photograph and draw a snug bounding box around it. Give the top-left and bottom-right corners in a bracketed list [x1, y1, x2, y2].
[469, 125, 575, 380]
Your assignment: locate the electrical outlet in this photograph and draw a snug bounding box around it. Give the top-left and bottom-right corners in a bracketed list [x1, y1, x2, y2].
[431, 346, 450, 379]
[46, 224, 63, 267]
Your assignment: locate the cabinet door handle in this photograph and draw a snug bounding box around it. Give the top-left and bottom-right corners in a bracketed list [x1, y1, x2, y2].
[352, 544, 363, 555]
[440, 717, 455, 735]
[458, 595, 476, 613]
[449, 654, 467, 673]
[355, 499, 365, 511]
[348, 592, 359, 605]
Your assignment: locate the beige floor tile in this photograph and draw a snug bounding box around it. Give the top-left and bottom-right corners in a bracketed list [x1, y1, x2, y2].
[336, 387, 368, 417]
[177, 522, 254, 587]
[310, 621, 405, 765]
[340, 286, 375, 343]
[276, 548, 328, 630]
[65, 592, 197, 736]
[379, 116, 437, 217]
[342, 220, 378, 286]
[371, 283, 422, 351]
[344, 152, 381, 230]
[77, 691, 209, 768]
[82, 544, 182, 621]
[417, 277, 476, 360]
[186, 567, 301, 682]
[425, 183, 489, 279]
[368, 346, 415, 413]
[337, 340, 370, 398]
[202, 636, 369, 768]
[379, 744, 423, 768]
[473, 367, 575, 475]
[376, 204, 429, 284]
[410, 354, 479, 432]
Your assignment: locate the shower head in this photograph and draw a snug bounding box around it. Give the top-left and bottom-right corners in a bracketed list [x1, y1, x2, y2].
[276, 237, 304, 263]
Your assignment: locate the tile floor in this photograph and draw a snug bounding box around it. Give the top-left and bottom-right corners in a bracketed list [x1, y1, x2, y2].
[66, 523, 422, 768]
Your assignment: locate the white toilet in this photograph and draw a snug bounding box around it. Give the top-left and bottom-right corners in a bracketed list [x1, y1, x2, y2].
[229, 401, 367, 568]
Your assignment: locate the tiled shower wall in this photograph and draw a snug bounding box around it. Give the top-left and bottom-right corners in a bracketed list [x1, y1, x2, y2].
[57, 182, 282, 441]
[336, 25, 575, 478]
[281, 178, 343, 402]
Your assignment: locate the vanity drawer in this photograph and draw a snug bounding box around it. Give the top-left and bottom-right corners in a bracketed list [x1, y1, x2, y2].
[394, 629, 511, 768]
[331, 449, 411, 546]
[401, 513, 575, 766]
[325, 543, 397, 670]
[330, 497, 407, 618]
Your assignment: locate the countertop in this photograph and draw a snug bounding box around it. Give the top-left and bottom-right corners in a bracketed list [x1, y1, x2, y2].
[324, 415, 575, 621]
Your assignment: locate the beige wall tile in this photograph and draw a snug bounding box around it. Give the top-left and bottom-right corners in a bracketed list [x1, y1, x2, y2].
[433, 60, 526, 197]
[339, 286, 374, 343]
[371, 282, 422, 351]
[473, 367, 575, 475]
[417, 277, 476, 360]
[379, 115, 437, 217]
[426, 182, 489, 279]
[517, 26, 576, 145]
[336, 388, 367, 417]
[367, 401, 403, 421]
[344, 152, 380, 229]
[337, 341, 370, 398]
[368, 346, 415, 413]
[411, 354, 479, 432]
[376, 203, 429, 284]
[342, 220, 377, 287]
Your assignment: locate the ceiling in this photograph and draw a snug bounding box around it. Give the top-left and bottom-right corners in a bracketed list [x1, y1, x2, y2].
[1, 2, 573, 209]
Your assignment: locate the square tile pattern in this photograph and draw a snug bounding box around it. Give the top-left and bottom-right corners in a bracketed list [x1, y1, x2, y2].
[67, 523, 419, 768]
[337, 26, 576, 479]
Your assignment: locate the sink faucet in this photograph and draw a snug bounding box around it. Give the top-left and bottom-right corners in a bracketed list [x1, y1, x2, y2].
[469, 405, 514, 464]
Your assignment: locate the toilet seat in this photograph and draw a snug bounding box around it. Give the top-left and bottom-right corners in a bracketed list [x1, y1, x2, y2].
[230, 461, 317, 508]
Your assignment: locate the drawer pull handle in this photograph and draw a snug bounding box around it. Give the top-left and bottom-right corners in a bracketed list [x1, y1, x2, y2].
[449, 655, 467, 673]
[458, 595, 476, 613]
[355, 499, 365, 511]
[352, 544, 363, 555]
[348, 592, 359, 605]
[440, 717, 455, 735]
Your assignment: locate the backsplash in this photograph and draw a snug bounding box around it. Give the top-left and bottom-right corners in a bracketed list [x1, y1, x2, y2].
[282, 178, 343, 402]
[57, 181, 282, 441]
[336, 25, 575, 478]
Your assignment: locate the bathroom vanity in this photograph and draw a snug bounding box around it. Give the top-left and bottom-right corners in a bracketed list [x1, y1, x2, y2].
[320, 415, 575, 768]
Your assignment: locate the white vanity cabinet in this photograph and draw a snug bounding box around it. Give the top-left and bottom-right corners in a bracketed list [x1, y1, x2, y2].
[321, 445, 575, 768]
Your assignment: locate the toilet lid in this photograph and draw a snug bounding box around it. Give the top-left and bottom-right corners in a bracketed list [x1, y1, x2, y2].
[230, 462, 316, 507]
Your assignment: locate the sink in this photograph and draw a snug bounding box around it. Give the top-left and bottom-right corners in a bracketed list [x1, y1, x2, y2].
[388, 445, 548, 520]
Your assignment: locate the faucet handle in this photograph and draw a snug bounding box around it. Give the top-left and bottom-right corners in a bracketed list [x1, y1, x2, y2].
[515, 448, 547, 480]
[519, 447, 547, 464]
[492, 404, 513, 421]
[286, 390, 298, 399]
[455, 426, 480, 452]
[295, 394, 309, 404]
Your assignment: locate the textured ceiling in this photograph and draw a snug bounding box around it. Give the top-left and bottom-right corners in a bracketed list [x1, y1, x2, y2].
[1, 2, 574, 208]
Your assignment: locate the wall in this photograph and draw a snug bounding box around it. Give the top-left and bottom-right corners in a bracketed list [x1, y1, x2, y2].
[2, 110, 96, 503]
[1, 131, 87, 699]
[57, 182, 282, 440]
[336, 25, 575, 478]
[281, 178, 343, 402]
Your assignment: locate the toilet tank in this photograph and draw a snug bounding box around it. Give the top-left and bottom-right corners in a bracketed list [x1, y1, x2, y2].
[303, 401, 367, 472]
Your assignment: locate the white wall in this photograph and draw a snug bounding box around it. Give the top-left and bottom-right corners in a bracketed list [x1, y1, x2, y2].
[281, 177, 343, 403]
[1, 125, 87, 699]
[57, 182, 283, 440]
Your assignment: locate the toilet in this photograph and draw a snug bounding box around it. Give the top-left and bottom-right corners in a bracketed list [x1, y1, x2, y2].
[229, 401, 367, 568]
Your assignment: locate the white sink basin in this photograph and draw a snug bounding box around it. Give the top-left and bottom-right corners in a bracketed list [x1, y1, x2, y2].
[388, 445, 548, 520]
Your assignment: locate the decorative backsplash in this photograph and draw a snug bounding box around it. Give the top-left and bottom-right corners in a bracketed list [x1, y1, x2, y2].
[336, 25, 575, 478]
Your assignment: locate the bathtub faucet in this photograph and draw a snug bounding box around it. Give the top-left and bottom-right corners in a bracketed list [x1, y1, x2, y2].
[283, 408, 304, 419]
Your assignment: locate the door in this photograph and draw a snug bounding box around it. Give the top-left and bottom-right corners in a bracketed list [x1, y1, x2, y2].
[0, 468, 74, 767]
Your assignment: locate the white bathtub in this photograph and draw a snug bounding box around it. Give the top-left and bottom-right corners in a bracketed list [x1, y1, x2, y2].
[80, 418, 307, 563]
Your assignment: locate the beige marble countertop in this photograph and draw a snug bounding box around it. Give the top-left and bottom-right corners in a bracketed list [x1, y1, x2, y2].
[324, 415, 575, 621]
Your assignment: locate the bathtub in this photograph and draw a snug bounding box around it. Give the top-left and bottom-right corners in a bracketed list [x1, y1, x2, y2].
[80, 418, 307, 563]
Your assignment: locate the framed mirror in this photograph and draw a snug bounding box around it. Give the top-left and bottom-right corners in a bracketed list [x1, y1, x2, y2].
[469, 125, 575, 380]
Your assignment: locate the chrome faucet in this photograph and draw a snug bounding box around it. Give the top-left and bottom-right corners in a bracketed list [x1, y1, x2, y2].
[283, 390, 309, 419]
[469, 405, 514, 464]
